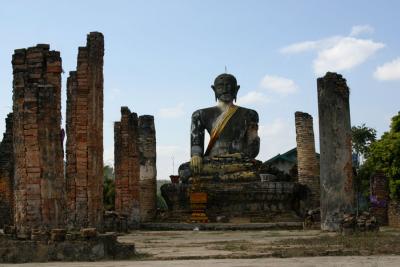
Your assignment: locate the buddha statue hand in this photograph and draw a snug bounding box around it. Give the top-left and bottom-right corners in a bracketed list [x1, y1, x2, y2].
[190, 155, 203, 174]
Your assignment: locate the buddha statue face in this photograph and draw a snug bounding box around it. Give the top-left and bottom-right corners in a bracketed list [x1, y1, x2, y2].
[211, 74, 240, 103]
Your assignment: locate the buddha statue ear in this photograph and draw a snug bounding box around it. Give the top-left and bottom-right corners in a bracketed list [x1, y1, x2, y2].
[234, 85, 240, 103]
[211, 85, 217, 102]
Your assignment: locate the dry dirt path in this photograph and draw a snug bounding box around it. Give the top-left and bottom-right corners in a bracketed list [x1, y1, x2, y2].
[4, 256, 400, 267]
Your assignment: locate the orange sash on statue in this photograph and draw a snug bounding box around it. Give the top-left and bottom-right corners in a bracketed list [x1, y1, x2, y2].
[204, 105, 238, 156]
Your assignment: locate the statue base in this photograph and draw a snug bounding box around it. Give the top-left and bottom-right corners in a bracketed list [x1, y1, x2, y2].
[161, 180, 304, 223]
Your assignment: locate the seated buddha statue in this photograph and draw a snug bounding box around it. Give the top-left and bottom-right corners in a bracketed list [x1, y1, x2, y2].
[179, 73, 260, 183]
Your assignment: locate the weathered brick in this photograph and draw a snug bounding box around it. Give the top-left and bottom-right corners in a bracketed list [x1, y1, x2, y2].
[12, 44, 65, 232]
[66, 32, 104, 230]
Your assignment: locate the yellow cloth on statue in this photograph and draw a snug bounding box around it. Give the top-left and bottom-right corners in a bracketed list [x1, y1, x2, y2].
[204, 105, 239, 156]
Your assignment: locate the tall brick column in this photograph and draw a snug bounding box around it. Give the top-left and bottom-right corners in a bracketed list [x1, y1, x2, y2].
[370, 172, 388, 225]
[114, 107, 140, 227]
[138, 115, 157, 222]
[12, 44, 65, 232]
[0, 113, 14, 228]
[317, 72, 354, 231]
[66, 32, 104, 229]
[295, 111, 320, 208]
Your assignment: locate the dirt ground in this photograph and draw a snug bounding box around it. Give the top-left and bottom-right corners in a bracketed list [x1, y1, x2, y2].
[120, 227, 400, 260]
[2, 228, 400, 266]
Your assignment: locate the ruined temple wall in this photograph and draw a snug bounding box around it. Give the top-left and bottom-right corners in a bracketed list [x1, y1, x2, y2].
[138, 115, 157, 222]
[295, 111, 320, 207]
[114, 107, 140, 227]
[114, 110, 157, 224]
[317, 72, 354, 231]
[0, 113, 14, 227]
[66, 32, 104, 229]
[12, 44, 65, 231]
[370, 172, 389, 225]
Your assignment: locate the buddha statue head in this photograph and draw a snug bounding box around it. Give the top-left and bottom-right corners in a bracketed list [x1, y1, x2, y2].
[211, 73, 240, 103]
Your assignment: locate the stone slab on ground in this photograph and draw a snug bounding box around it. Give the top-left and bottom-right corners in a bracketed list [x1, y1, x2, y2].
[0, 233, 135, 263]
[140, 222, 303, 231]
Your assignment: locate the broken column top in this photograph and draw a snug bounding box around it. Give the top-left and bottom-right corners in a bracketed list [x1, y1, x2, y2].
[295, 111, 312, 120]
[317, 72, 349, 98]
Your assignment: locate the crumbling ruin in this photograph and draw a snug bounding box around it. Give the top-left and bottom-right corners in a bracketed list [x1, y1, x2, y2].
[295, 111, 320, 208]
[66, 32, 104, 230]
[317, 72, 354, 231]
[138, 115, 157, 222]
[0, 113, 14, 228]
[114, 107, 140, 227]
[12, 44, 65, 232]
[114, 107, 156, 227]
[370, 172, 388, 225]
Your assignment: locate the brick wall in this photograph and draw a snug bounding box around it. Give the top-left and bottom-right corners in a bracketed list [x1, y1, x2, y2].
[388, 200, 400, 228]
[0, 113, 14, 228]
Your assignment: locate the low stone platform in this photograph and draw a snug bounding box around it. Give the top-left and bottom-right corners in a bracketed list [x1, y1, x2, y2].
[140, 222, 303, 231]
[0, 232, 135, 263]
[161, 181, 305, 222]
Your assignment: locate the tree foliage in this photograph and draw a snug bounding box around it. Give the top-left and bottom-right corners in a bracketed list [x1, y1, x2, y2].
[103, 165, 115, 211]
[351, 123, 377, 164]
[364, 112, 400, 200]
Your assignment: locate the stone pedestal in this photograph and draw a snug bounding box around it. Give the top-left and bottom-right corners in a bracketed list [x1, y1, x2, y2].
[317, 72, 354, 231]
[161, 181, 303, 223]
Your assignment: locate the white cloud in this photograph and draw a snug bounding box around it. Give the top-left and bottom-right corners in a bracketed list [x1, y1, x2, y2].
[260, 75, 298, 95]
[313, 37, 384, 75]
[280, 26, 385, 76]
[350, 25, 374, 37]
[258, 118, 296, 160]
[236, 91, 270, 105]
[373, 58, 400, 81]
[280, 37, 341, 54]
[158, 102, 185, 118]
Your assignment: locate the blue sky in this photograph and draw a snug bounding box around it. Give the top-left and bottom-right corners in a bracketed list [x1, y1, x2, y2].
[1, 0, 399, 180]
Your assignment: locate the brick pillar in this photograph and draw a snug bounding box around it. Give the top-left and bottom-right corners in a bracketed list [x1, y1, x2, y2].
[370, 172, 388, 225]
[0, 113, 14, 228]
[295, 111, 320, 208]
[66, 32, 104, 229]
[12, 44, 65, 232]
[138, 115, 157, 222]
[317, 72, 354, 231]
[114, 107, 140, 227]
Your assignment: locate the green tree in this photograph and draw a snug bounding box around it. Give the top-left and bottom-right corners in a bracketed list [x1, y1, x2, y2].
[351, 124, 377, 213]
[364, 112, 400, 200]
[351, 123, 377, 166]
[103, 165, 115, 210]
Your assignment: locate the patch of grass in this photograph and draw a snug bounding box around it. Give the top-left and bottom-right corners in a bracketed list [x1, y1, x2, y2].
[271, 231, 400, 256]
